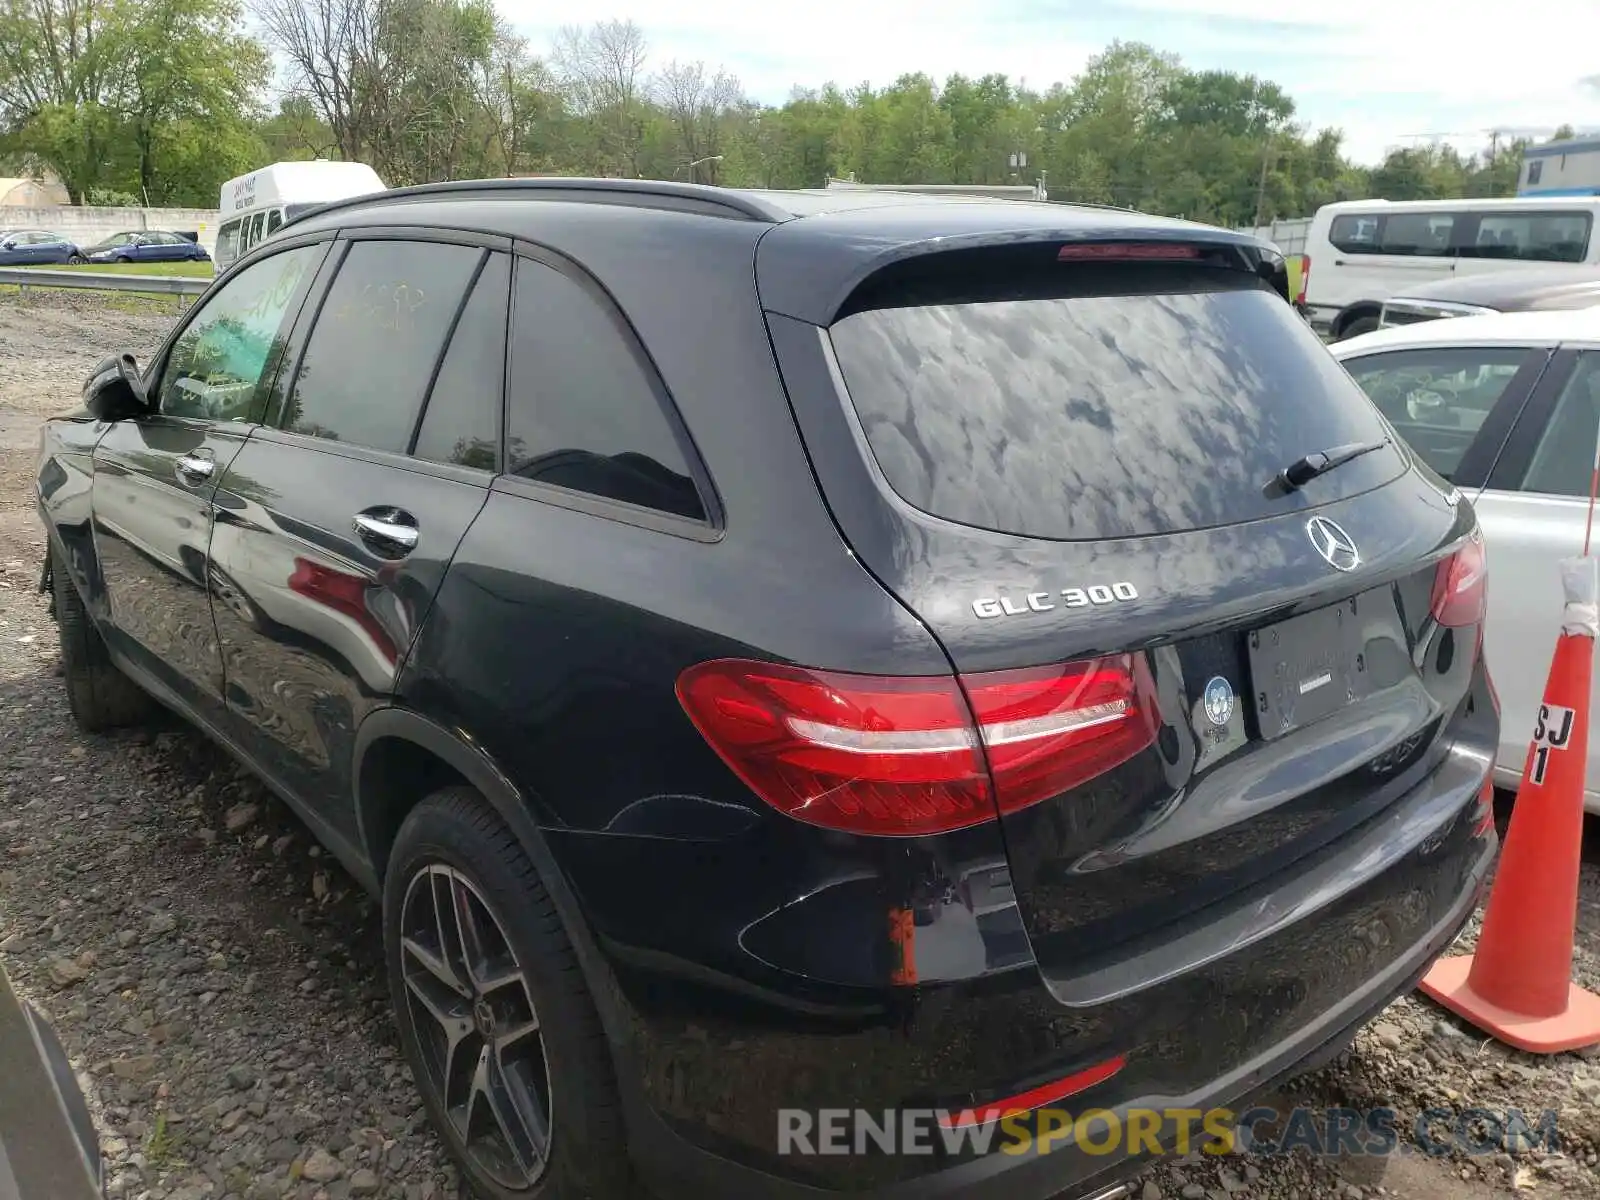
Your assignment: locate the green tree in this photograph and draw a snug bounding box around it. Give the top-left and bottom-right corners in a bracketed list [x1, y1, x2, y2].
[1040, 42, 1182, 209]
[106, 0, 268, 202]
[0, 0, 122, 201]
[550, 19, 649, 176]
[258, 95, 338, 161]
[939, 73, 1026, 184]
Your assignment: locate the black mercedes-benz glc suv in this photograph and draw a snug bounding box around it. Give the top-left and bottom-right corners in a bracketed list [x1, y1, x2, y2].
[36, 179, 1498, 1200]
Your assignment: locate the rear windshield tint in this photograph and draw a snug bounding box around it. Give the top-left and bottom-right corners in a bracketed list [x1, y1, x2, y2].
[829, 266, 1404, 541]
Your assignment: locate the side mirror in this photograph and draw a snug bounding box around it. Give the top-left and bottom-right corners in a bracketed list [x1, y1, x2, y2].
[84, 354, 149, 421]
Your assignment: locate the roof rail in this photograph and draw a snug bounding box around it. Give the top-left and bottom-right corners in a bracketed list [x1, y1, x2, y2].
[281, 176, 793, 231]
[1055, 199, 1138, 214]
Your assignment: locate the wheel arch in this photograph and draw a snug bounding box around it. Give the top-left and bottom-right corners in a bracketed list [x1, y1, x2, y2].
[42, 517, 108, 627]
[1332, 300, 1383, 339]
[352, 707, 630, 1045]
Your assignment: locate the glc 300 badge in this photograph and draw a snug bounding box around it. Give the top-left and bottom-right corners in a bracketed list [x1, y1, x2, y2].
[972, 582, 1139, 619]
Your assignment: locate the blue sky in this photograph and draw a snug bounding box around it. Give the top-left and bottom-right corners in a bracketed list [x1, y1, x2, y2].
[501, 0, 1600, 166]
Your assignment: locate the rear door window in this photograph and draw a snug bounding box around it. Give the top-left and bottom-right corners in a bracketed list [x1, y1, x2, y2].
[1517, 353, 1600, 496]
[275, 239, 481, 452]
[829, 266, 1404, 542]
[1341, 346, 1534, 480]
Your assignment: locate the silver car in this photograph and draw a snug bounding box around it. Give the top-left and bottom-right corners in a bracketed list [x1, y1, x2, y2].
[1379, 265, 1600, 330]
[1334, 308, 1600, 812]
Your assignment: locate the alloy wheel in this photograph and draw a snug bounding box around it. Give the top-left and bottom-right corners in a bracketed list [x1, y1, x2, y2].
[399, 863, 552, 1189]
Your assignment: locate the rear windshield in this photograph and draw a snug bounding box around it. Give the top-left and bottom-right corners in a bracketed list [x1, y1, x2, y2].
[829, 265, 1405, 541]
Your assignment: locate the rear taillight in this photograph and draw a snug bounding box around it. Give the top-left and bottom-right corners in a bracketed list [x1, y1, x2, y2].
[965, 656, 1157, 813]
[1293, 254, 1310, 307]
[675, 656, 1157, 836]
[1473, 777, 1496, 837]
[1429, 530, 1487, 627]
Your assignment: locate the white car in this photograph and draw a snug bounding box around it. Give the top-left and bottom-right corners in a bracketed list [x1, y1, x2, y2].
[1333, 308, 1600, 811]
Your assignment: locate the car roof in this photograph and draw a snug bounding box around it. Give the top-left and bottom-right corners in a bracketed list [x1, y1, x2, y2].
[1332, 307, 1600, 355]
[1316, 195, 1600, 215]
[285, 177, 1268, 325]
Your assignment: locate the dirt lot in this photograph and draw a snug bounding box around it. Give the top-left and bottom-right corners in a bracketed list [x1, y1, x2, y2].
[0, 290, 1598, 1200]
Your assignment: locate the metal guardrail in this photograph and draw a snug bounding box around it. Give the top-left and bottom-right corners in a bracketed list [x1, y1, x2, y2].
[0, 266, 210, 298]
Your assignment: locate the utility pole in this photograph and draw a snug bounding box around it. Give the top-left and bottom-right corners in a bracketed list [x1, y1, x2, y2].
[1252, 140, 1274, 229]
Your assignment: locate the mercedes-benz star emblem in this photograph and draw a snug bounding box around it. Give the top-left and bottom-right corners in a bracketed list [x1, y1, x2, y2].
[1306, 516, 1359, 572]
[473, 997, 496, 1037]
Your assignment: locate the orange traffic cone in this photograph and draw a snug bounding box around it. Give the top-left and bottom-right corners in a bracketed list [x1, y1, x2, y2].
[1419, 556, 1600, 1053]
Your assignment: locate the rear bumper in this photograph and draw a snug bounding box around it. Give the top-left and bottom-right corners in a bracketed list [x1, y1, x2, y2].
[625, 844, 1489, 1200]
[617, 744, 1497, 1200]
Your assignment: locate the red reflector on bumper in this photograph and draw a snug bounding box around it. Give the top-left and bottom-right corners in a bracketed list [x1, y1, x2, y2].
[1474, 778, 1496, 837]
[939, 1055, 1129, 1128]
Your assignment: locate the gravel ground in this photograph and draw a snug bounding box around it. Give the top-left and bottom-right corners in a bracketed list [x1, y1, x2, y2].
[1, 290, 1598, 1200]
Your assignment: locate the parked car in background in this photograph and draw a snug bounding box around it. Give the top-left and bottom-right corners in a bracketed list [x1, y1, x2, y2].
[0, 230, 84, 265]
[36, 178, 1496, 1200]
[1334, 308, 1600, 812]
[1381, 266, 1600, 329]
[83, 232, 210, 265]
[1302, 196, 1600, 340]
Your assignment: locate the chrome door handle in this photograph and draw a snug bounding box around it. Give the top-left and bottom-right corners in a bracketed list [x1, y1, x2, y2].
[353, 513, 419, 554]
[175, 453, 215, 481]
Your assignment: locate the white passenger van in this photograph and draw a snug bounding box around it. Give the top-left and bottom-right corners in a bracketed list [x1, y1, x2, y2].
[1302, 196, 1600, 340]
[215, 161, 385, 273]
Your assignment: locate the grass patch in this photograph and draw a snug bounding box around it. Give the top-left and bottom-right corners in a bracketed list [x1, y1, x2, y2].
[1, 258, 208, 307]
[0, 283, 190, 311]
[145, 1110, 180, 1168]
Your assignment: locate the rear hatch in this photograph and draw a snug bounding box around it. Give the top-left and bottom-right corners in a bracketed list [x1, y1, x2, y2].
[761, 234, 1487, 990]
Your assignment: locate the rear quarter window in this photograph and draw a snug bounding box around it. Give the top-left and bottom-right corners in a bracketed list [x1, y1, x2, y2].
[829, 265, 1405, 542]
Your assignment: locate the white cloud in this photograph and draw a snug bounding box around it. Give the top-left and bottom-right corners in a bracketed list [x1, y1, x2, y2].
[504, 0, 1104, 101]
[1125, 0, 1600, 162]
[498, 0, 1600, 166]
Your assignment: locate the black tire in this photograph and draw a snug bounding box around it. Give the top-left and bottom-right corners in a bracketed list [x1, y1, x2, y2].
[385, 787, 633, 1200]
[66, 254, 84, 265]
[1337, 315, 1380, 340]
[51, 545, 153, 732]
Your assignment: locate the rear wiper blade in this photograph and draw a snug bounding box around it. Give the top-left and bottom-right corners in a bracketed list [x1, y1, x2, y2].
[1271, 438, 1390, 493]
